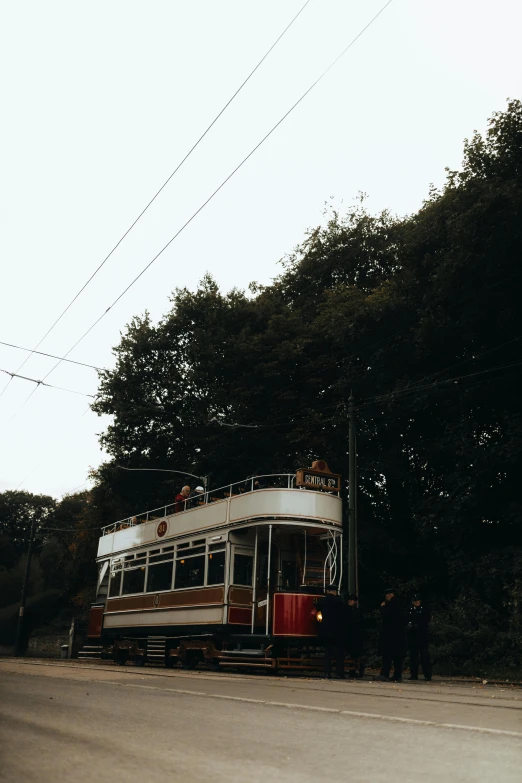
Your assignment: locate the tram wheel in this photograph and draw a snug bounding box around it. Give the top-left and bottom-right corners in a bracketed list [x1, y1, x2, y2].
[181, 650, 199, 670]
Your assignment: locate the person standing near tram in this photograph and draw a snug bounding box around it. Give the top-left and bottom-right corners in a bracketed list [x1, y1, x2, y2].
[345, 593, 365, 678]
[317, 585, 346, 679]
[407, 594, 432, 681]
[378, 588, 407, 682]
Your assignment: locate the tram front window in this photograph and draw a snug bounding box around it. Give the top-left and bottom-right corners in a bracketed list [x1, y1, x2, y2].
[207, 551, 225, 585]
[281, 560, 298, 590]
[109, 570, 122, 597]
[233, 554, 253, 586]
[258, 542, 278, 590]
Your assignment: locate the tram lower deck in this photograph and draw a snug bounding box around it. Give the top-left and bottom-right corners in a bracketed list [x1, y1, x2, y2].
[85, 467, 357, 673]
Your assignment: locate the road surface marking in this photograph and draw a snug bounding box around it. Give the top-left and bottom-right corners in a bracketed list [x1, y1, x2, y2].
[95, 679, 522, 738]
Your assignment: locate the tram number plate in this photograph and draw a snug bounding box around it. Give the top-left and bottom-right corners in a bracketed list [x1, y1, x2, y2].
[296, 469, 341, 491]
[257, 599, 268, 608]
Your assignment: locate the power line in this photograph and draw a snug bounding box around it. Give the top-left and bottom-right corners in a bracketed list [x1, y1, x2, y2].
[39, 525, 101, 532]
[212, 357, 522, 431]
[0, 340, 104, 371]
[15, 465, 40, 491]
[355, 359, 522, 411]
[0, 1, 311, 402]
[11, 0, 392, 425]
[383, 334, 522, 399]
[60, 481, 91, 497]
[0, 368, 94, 398]
[255, 270, 522, 422]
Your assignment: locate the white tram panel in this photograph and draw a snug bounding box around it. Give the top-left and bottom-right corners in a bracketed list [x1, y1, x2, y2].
[103, 606, 224, 629]
[97, 488, 342, 561]
[229, 488, 341, 527]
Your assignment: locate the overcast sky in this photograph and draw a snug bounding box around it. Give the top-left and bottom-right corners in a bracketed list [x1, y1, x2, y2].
[1, 0, 520, 501]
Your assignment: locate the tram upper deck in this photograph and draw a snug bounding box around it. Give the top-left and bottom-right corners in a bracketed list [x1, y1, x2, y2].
[97, 471, 342, 561]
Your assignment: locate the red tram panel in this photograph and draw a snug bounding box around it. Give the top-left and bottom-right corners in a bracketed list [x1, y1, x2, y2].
[272, 592, 321, 637]
[87, 605, 104, 638]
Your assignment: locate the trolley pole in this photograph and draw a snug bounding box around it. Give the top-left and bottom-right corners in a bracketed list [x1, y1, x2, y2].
[14, 517, 37, 656]
[348, 392, 357, 595]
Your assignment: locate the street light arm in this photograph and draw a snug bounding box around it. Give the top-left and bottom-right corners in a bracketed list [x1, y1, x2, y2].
[116, 465, 207, 487]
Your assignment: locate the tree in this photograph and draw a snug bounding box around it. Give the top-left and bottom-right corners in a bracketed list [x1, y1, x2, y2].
[0, 490, 55, 568]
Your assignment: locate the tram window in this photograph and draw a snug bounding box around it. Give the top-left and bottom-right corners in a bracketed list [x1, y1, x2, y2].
[176, 542, 189, 551]
[178, 545, 205, 557]
[282, 560, 297, 589]
[174, 555, 205, 589]
[122, 567, 146, 595]
[193, 538, 205, 546]
[207, 551, 225, 585]
[233, 554, 253, 586]
[109, 570, 122, 597]
[258, 543, 278, 589]
[162, 545, 174, 553]
[146, 561, 173, 593]
[209, 542, 225, 551]
[149, 549, 160, 556]
[149, 552, 174, 564]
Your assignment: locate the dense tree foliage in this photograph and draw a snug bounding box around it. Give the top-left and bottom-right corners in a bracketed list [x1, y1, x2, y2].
[0, 490, 98, 646]
[89, 100, 522, 674]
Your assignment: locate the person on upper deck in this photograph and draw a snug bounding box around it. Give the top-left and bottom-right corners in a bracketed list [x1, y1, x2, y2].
[244, 473, 266, 492]
[174, 485, 191, 512]
[190, 486, 205, 507]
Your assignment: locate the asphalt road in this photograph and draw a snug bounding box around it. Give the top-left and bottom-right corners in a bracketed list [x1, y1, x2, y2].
[1, 660, 521, 782]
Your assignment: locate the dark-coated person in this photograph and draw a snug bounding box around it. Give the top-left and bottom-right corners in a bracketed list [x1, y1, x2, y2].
[378, 588, 407, 682]
[407, 594, 432, 681]
[345, 593, 365, 678]
[316, 584, 346, 679]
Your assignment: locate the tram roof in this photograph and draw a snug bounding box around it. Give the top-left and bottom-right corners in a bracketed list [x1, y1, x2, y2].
[97, 475, 342, 560]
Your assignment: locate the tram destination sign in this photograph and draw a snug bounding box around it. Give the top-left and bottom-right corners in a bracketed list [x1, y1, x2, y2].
[295, 461, 341, 492]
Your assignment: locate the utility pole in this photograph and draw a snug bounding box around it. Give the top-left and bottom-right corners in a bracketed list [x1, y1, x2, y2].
[348, 392, 357, 595]
[14, 517, 37, 656]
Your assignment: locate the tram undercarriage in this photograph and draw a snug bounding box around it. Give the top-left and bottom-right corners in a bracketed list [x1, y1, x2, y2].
[102, 634, 362, 676]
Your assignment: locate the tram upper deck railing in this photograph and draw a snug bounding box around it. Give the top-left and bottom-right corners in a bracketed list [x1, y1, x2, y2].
[101, 473, 340, 536]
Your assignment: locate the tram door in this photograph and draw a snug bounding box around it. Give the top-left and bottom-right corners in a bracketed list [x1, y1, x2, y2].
[255, 541, 279, 630]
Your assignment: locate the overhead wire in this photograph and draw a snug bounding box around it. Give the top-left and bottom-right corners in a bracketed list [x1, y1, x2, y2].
[207, 357, 522, 431]
[355, 359, 522, 412]
[8, 0, 394, 429]
[379, 334, 522, 398]
[255, 267, 522, 420]
[0, 340, 103, 371]
[0, 0, 312, 401]
[0, 368, 94, 398]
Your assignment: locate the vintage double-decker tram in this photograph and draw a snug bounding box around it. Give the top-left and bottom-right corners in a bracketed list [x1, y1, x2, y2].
[86, 461, 344, 671]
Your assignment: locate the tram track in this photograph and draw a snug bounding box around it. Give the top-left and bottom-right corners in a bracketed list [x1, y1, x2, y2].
[81, 678, 522, 737]
[3, 659, 522, 715]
